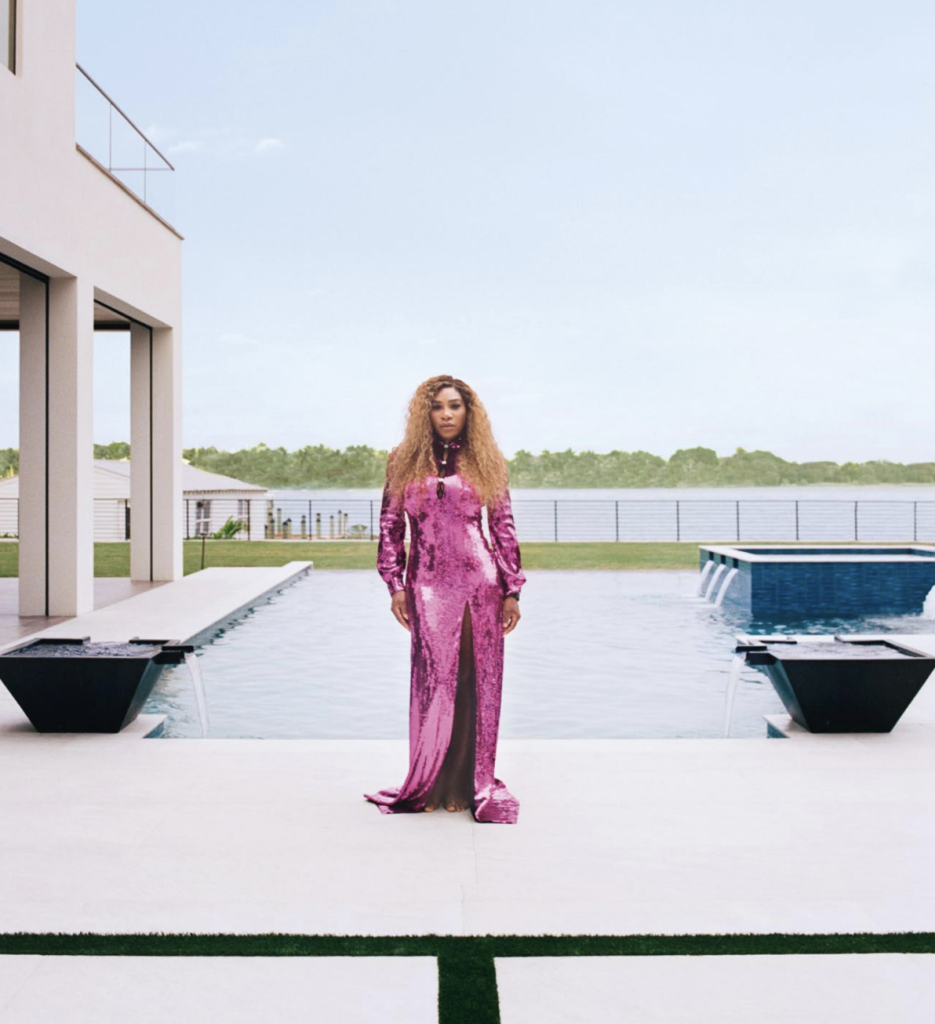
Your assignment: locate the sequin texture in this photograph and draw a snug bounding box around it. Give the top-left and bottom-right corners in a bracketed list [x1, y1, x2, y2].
[364, 439, 526, 824]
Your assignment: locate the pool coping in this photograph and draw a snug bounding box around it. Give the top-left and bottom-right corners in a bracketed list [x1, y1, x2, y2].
[0, 561, 313, 658]
[701, 543, 935, 564]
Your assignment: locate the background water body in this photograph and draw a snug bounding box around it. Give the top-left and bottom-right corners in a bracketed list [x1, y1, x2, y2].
[272, 485, 935, 503]
[145, 570, 935, 741]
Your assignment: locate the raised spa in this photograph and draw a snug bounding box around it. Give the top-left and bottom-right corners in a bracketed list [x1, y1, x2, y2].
[699, 545, 935, 618]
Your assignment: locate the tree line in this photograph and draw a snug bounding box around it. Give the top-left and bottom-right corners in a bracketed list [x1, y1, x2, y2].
[2, 443, 933, 488]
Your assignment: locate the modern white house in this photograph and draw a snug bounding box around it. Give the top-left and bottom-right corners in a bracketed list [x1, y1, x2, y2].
[0, 462, 271, 542]
[0, 0, 183, 615]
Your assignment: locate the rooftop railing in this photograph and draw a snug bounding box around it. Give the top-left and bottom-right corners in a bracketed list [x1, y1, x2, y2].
[75, 63, 176, 227]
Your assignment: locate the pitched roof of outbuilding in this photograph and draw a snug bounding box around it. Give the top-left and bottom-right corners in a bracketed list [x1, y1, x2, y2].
[94, 460, 268, 493]
[0, 461, 269, 496]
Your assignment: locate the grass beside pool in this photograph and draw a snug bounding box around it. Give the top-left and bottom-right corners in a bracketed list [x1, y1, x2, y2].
[0, 541, 701, 577]
[175, 540, 701, 573]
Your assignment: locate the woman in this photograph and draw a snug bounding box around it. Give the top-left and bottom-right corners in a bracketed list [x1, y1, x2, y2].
[364, 375, 525, 824]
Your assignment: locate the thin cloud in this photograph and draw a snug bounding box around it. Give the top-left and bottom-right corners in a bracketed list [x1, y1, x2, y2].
[219, 333, 263, 348]
[141, 125, 286, 159]
[254, 137, 286, 155]
[168, 139, 206, 155]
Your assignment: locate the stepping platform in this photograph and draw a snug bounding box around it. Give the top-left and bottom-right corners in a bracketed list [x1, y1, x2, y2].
[496, 953, 935, 1023]
[0, 955, 437, 1023]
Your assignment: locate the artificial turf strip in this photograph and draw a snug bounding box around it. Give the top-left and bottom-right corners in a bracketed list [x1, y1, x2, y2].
[3, 934, 935, 1024]
[438, 951, 501, 1024]
[2, 932, 935, 958]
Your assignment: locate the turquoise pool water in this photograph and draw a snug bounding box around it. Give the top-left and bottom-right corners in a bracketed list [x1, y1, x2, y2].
[143, 570, 935, 740]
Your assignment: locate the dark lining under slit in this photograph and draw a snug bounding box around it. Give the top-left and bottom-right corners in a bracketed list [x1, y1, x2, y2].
[426, 601, 477, 809]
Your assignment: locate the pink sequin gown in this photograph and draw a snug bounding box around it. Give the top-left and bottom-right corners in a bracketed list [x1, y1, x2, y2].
[364, 438, 526, 824]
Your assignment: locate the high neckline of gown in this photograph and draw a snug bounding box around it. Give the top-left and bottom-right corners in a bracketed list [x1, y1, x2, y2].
[432, 433, 464, 450]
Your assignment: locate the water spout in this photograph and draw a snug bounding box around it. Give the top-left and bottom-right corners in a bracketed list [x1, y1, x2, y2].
[183, 651, 211, 737]
[923, 585, 935, 619]
[704, 563, 727, 601]
[714, 567, 740, 608]
[697, 560, 716, 596]
[722, 653, 746, 737]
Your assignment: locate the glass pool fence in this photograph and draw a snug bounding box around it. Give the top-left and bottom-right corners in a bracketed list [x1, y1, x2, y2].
[187, 497, 935, 544]
[1, 497, 934, 544]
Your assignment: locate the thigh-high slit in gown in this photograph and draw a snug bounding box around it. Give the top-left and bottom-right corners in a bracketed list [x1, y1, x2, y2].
[364, 439, 526, 824]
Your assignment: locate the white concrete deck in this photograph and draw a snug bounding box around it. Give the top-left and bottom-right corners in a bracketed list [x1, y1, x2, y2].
[2, 592, 935, 1019]
[0, 578, 168, 648]
[1, 727, 934, 936]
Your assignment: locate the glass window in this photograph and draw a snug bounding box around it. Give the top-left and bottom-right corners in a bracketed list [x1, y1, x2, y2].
[2, 1, 14, 73]
[195, 499, 212, 536]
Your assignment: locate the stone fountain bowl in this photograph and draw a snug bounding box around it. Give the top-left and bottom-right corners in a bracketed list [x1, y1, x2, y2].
[0, 636, 193, 733]
[737, 638, 935, 733]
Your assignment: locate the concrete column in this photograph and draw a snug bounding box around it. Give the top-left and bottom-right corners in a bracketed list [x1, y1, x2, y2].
[46, 276, 95, 616]
[150, 325, 183, 580]
[129, 322, 152, 580]
[18, 275, 48, 616]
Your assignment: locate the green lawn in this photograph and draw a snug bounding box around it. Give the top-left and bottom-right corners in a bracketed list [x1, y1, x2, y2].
[0, 540, 704, 578]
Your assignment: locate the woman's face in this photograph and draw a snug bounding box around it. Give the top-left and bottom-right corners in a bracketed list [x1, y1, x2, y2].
[430, 386, 467, 441]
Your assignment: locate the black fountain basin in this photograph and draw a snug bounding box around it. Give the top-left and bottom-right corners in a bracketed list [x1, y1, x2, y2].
[0, 637, 193, 733]
[737, 638, 935, 733]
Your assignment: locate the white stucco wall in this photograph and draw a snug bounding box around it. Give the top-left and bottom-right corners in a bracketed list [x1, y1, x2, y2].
[0, 0, 184, 613]
[0, 0, 182, 325]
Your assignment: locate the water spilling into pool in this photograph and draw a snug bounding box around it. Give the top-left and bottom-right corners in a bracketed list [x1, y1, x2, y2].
[143, 570, 935, 740]
[184, 651, 211, 737]
[722, 654, 745, 736]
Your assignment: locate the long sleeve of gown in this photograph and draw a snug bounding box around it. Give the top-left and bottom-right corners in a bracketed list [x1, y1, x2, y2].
[487, 488, 526, 598]
[376, 480, 408, 595]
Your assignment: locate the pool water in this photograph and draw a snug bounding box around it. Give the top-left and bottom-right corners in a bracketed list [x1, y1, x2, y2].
[143, 570, 935, 740]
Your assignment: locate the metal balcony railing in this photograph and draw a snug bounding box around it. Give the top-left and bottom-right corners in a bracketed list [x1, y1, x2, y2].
[75, 63, 175, 226]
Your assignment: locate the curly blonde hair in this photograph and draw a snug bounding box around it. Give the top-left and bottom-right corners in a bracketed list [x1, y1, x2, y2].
[386, 374, 510, 507]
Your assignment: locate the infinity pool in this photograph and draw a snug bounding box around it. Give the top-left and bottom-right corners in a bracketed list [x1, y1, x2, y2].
[143, 570, 935, 740]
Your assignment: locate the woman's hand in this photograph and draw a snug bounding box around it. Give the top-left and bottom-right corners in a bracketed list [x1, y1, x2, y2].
[502, 595, 521, 635]
[390, 589, 411, 631]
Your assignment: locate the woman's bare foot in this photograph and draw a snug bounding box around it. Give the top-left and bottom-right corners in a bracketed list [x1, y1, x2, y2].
[445, 797, 470, 812]
[423, 802, 438, 812]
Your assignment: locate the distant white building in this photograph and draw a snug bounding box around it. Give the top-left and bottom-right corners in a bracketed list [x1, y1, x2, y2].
[0, 462, 270, 542]
[1, 0, 184, 615]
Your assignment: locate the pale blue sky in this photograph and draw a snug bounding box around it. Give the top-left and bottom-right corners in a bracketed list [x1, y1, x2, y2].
[3, 0, 934, 462]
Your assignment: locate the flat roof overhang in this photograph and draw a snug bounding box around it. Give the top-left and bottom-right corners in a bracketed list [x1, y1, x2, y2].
[0, 261, 133, 331]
